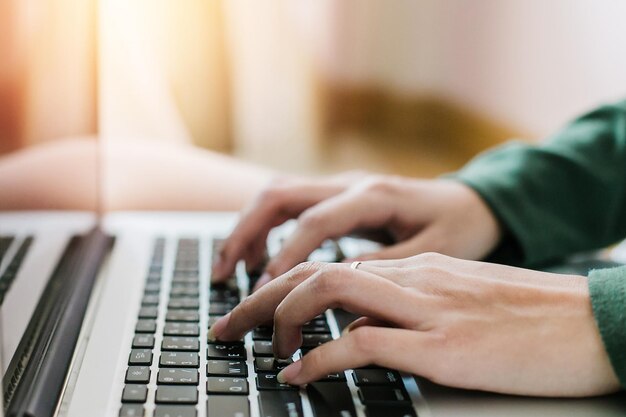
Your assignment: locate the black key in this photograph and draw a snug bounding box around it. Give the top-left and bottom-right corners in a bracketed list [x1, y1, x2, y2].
[154, 405, 197, 417]
[160, 352, 200, 368]
[252, 327, 273, 340]
[164, 322, 199, 337]
[301, 333, 332, 347]
[209, 288, 239, 303]
[158, 368, 199, 385]
[307, 382, 357, 417]
[209, 302, 235, 316]
[365, 405, 417, 417]
[206, 377, 249, 395]
[207, 360, 247, 377]
[302, 325, 330, 334]
[207, 343, 246, 360]
[156, 386, 198, 404]
[256, 373, 298, 391]
[168, 298, 200, 309]
[132, 334, 155, 349]
[207, 396, 250, 417]
[254, 357, 292, 373]
[358, 386, 411, 405]
[166, 310, 200, 322]
[125, 366, 151, 383]
[142, 294, 160, 306]
[122, 384, 148, 403]
[129, 349, 153, 366]
[162, 337, 200, 352]
[135, 319, 157, 333]
[119, 404, 144, 417]
[258, 391, 304, 417]
[253, 340, 274, 357]
[319, 372, 346, 382]
[144, 282, 161, 294]
[171, 286, 200, 297]
[353, 369, 402, 385]
[138, 306, 159, 319]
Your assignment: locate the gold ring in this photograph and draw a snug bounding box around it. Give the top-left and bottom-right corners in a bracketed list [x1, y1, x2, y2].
[350, 261, 362, 270]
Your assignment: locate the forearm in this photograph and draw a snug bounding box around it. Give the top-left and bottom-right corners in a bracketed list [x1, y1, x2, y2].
[453, 101, 626, 267]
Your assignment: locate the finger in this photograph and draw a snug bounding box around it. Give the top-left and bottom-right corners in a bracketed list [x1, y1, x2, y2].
[212, 180, 346, 281]
[272, 265, 419, 358]
[264, 189, 394, 279]
[342, 317, 392, 336]
[209, 261, 327, 341]
[277, 326, 434, 386]
[348, 226, 441, 262]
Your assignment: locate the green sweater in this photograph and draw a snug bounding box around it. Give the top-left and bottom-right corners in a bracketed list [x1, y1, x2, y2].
[453, 100, 626, 388]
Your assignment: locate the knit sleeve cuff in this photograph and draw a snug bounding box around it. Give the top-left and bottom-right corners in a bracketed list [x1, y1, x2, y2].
[589, 265, 626, 388]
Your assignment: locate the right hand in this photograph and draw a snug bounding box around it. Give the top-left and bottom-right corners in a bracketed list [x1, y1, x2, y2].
[211, 171, 502, 288]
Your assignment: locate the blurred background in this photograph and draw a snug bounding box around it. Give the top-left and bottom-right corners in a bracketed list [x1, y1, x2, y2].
[3, 0, 626, 180]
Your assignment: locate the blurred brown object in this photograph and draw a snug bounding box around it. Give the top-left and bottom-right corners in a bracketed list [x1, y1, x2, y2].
[318, 85, 526, 176]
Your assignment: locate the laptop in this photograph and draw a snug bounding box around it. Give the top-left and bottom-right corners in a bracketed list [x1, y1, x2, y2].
[2, 145, 626, 417]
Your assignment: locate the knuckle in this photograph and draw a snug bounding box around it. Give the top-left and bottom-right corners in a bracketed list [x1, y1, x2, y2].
[273, 302, 290, 328]
[412, 251, 446, 265]
[308, 266, 345, 295]
[349, 326, 381, 359]
[358, 175, 399, 195]
[298, 209, 326, 231]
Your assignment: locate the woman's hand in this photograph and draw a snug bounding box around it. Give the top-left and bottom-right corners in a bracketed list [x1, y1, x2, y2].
[209, 253, 620, 397]
[212, 172, 502, 288]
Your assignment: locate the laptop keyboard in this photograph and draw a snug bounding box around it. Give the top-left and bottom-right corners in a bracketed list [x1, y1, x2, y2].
[0, 236, 33, 305]
[119, 237, 418, 417]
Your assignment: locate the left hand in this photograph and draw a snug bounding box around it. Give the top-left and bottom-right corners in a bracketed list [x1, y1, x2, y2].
[209, 253, 620, 397]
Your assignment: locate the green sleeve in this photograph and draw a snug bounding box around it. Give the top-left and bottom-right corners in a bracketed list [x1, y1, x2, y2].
[452, 100, 626, 267]
[589, 266, 626, 387]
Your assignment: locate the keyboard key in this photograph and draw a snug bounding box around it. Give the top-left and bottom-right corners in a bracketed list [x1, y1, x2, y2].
[119, 404, 144, 417]
[156, 386, 198, 404]
[353, 369, 402, 385]
[162, 337, 200, 352]
[302, 325, 331, 334]
[129, 349, 153, 366]
[207, 316, 222, 329]
[252, 327, 273, 340]
[135, 319, 157, 333]
[258, 391, 304, 417]
[132, 334, 155, 349]
[206, 395, 250, 417]
[125, 366, 151, 383]
[319, 372, 346, 382]
[154, 405, 197, 417]
[171, 276, 199, 285]
[206, 377, 249, 395]
[254, 357, 292, 373]
[307, 382, 357, 417]
[142, 294, 160, 306]
[168, 298, 200, 309]
[160, 352, 200, 368]
[158, 368, 199, 385]
[209, 289, 239, 303]
[207, 360, 247, 377]
[301, 333, 332, 347]
[253, 340, 274, 357]
[166, 310, 200, 322]
[358, 386, 411, 405]
[170, 286, 200, 297]
[144, 283, 161, 294]
[122, 384, 148, 403]
[164, 322, 199, 337]
[138, 306, 159, 319]
[256, 373, 298, 391]
[365, 405, 417, 417]
[207, 343, 246, 360]
[208, 302, 235, 316]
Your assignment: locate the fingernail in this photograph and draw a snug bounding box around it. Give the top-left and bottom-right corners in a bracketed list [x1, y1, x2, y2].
[277, 360, 303, 384]
[208, 312, 231, 341]
[341, 324, 353, 337]
[252, 272, 272, 292]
